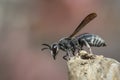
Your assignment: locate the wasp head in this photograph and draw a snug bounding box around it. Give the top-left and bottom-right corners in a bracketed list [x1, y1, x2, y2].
[41, 43, 59, 60]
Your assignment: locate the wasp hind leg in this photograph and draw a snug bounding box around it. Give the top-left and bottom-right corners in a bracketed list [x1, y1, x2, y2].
[82, 39, 93, 54]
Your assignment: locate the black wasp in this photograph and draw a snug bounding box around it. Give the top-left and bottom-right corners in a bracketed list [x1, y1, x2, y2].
[41, 13, 106, 60]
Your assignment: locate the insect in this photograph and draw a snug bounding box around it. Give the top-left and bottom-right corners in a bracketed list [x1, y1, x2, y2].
[41, 13, 106, 60]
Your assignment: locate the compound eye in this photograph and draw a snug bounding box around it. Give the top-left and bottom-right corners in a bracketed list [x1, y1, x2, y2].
[54, 45, 57, 49]
[53, 45, 58, 52]
[51, 44, 59, 60]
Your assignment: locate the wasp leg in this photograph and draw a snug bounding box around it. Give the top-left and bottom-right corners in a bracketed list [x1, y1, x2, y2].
[77, 46, 82, 53]
[71, 51, 75, 56]
[82, 39, 92, 54]
[71, 49, 75, 56]
[63, 51, 71, 60]
[63, 53, 68, 61]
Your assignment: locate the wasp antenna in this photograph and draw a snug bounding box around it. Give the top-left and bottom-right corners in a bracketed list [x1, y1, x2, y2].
[42, 44, 51, 48]
[42, 43, 51, 49]
[41, 48, 49, 51]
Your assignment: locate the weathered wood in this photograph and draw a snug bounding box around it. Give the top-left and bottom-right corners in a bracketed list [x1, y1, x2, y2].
[67, 50, 120, 80]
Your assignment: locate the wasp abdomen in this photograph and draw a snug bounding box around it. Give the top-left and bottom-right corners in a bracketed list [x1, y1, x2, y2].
[77, 33, 106, 47]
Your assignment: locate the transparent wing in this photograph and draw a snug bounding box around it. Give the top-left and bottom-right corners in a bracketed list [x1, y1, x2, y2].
[69, 13, 97, 38]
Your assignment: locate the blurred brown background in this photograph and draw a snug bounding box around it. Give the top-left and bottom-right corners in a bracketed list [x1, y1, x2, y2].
[0, 0, 120, 80]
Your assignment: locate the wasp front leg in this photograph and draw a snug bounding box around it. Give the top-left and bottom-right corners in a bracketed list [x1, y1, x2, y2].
[63, 51, 71, 60]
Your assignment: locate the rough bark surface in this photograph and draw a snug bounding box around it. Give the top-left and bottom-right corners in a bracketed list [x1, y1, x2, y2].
[67, 50, 120, 80]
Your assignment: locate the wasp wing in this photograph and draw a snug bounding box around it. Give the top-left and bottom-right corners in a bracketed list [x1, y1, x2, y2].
[69, 13, 97, 38]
